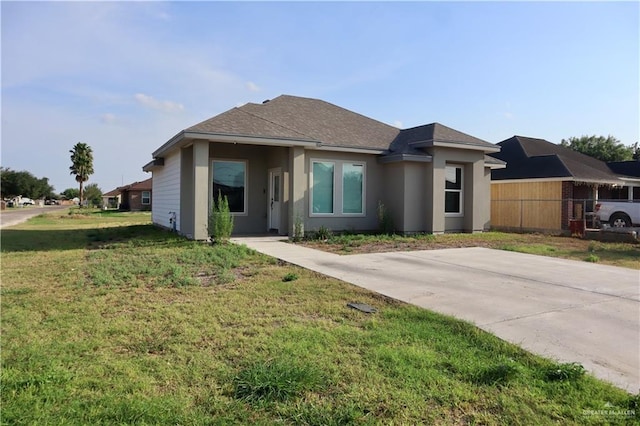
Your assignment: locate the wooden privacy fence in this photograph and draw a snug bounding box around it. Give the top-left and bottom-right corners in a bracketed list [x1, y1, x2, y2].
[491, 199, 596, 233]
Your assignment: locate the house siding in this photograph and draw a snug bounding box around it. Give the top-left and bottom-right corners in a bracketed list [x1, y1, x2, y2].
[152, 150, 181, 231]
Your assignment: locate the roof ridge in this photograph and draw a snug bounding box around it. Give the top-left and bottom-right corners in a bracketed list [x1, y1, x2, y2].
[279, 94, 399, 131]
[235, 106, 313, 140]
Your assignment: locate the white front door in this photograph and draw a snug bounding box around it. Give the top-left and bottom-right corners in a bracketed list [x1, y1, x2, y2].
[268, 168, 281, 232]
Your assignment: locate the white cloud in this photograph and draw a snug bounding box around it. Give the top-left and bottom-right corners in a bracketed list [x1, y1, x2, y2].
[393, 120, 404, 128]
[245, 81, 261, 92]
[134, 93, 184, 113]
[100, 113, 118, 124]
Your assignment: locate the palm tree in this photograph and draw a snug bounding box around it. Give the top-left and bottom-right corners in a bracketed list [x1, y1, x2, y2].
[69, 142, 94, 207]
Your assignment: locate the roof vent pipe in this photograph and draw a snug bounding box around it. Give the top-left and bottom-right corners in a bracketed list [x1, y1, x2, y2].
[262, 99, 270, 104]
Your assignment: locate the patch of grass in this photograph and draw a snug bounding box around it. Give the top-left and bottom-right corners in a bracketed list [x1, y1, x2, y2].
[233, 358, 326, 404]
[2, 215, 637, 424]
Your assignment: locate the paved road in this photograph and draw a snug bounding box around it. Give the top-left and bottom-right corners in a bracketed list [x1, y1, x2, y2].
[232, 236, 640, 392]
[0, 205, 68, 229]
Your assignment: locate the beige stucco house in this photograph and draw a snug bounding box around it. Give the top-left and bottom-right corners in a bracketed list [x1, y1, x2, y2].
[143, 95, 503, 240]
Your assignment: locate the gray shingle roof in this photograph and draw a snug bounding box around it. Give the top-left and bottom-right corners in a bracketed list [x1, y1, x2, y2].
[389, 123, 497, 154]
[490, 136, 622, 183]
[607, 161, 640, 178]
[187, 95, 400, 149]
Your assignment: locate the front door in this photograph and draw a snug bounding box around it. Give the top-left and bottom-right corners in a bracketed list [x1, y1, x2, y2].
[268, 168, 281, 232]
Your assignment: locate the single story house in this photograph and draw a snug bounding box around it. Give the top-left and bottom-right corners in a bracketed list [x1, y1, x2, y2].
[489, 136, 635, 232]
[143, 95, 503, 240]
[102, 178, 152, 211]
[606, 161, 640, 200]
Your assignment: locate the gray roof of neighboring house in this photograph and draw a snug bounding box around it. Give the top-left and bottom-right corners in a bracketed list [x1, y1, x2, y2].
[490, 136, 622, 183]
[607, 161, 640, 178]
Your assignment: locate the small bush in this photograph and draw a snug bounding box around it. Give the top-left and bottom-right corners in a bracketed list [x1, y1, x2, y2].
[314, 225, 332, 241]
[209, 191, 234, 244]
[282, 273, 299, 282]
[377, 201, 394, 235]
[233, 359, 325, 404]
[292, 214, 304, 242]
[584, 253, 600, 263]
[544, 362, 585, 382]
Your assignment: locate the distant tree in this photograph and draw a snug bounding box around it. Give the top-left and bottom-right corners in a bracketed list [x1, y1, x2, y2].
[61, 188, 80, 200]
[633, 142, 640, 161]
[560, 135, 633, 162]
[69, 142, 94, 207]
[1, 167, 54, 199]
[83, 183, 103, 207]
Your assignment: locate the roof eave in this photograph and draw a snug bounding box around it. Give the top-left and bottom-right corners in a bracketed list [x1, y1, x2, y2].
[409, 139, 500, 153]
[491, 176, 625, 186]
[151, 131, 323, 158]
[378, 153, 433, 164]
[314, 145, 387, 155]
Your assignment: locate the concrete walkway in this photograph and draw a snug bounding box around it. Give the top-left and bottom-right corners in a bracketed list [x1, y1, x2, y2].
[231, 236, 640, 392]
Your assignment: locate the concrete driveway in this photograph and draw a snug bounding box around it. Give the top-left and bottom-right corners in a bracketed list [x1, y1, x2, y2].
[232, 236, 640, 392]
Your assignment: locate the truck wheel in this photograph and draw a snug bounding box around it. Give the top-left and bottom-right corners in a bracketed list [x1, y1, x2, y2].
[610, 213, 631, 228]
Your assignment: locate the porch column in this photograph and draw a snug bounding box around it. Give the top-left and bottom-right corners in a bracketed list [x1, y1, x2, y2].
[192, 141, 210, 240]
[429, 155, 446, 234]
[464, 160, 486, 232]
[288, 146, 306, 236]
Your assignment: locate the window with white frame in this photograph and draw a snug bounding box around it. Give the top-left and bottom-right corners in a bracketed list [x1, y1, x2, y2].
[312, 161, 334, 214]
[141, 191, 151, 205]
[343, 163, 364, 214]
[445, 165, 463, 215]
[212, 160, 247, 214]
[311, 160, 365, 216]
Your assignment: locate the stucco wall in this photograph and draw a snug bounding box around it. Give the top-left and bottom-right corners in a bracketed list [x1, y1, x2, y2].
[151, 150, 181, 231]
[382, 162, 428, 233]
[304, 150, 384, 234]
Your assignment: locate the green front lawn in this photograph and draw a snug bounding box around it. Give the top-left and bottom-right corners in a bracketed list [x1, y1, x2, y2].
[1, 211, 637, 424]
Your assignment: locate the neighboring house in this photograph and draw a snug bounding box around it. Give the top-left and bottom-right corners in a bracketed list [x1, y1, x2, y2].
[102, 178, 152, 211]
[607, 161, 640, 200]
[489, 136, 634, 232]
[143, 95, 503, 240]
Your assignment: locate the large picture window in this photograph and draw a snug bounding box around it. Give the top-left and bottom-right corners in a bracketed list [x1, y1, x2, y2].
[311, 160, 365, 216]
[445, 165, 463, 215]
[312, 161, 334, 214]
[212, 160, 246, 214]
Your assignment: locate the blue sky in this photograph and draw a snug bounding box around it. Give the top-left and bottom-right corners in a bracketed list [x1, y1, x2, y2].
[2, 1, 638, 194]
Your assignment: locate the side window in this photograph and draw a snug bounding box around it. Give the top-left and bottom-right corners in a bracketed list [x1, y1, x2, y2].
[445, 165, 463, 215]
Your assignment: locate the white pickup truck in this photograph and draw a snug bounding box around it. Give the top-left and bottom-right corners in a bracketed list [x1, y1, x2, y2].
[595, 201, 640, 227]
